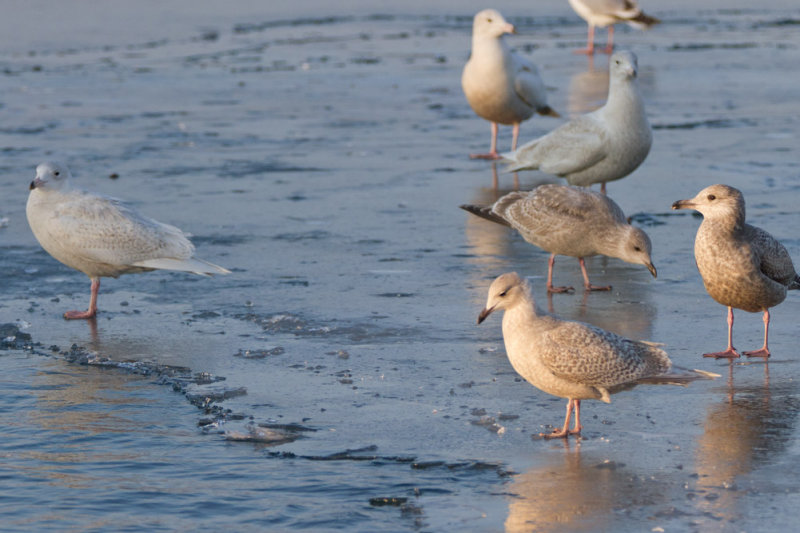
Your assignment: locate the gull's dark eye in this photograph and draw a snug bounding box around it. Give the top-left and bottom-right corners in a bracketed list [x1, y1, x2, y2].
[54, 171, 60, 176]
[707, 194, 716, 201]
[634, 246, 642, 252]
[487, 18, 493, 22]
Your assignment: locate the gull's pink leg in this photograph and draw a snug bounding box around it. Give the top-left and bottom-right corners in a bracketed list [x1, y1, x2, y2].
[603, 25, 615, 54]
[570, 399, 582, 435]
[542, 399, 575, 439]
[64, 278, 100, 320]
[743, 309, 771, 358]
[600, 182, 607, 195]
[470, 122, 501, 160]
[574, 25, 595, 55]
[511, 122, 520, 151]
[579, 257, 611, 291]
[704, 306, 741, 358]
[547, 254, 574, 293]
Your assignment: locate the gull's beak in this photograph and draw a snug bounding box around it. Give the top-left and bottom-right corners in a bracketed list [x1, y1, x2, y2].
[29, 180, 36, 190]
[647, 262, 657, 278]
[477, 306, 495, 325]
[671, 199, 693, 210]
[29, 176, 44, 190]
[505, 23, 516, 35]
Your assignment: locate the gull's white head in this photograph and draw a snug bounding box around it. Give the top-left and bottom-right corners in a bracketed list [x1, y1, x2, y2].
[477, 272, 530, 324]
[30, 162, 72, 192]
[609, 50, 638, 80]
[472, 9, 515, 39]
[672, 184, 746, 222]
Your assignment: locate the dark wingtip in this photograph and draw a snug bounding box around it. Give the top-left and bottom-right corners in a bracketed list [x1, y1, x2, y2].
[538, 106, 560, 118]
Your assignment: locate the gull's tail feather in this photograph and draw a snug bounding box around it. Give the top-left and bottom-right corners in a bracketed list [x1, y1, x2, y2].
[625, 12, 660, 29]
[638, 366, 720, 386]
[459, 204, 511, 228]
[537, 105, 560, 118]
[132, 257, 231, 276]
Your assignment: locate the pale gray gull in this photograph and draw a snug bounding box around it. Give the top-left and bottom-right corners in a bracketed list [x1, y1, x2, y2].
[672, 184, 800, 358]
[568, 0, 660, 55]
[477, 272, 717, 438]
[502, 50, 651, 194]
[462, 9, 559, 160]
[27, 162, 231, 319]
[461, 184, 656, 292]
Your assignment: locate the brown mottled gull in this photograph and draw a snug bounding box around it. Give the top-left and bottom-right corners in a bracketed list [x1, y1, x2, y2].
[461, 184, 656, 292]
[462, 9, 559, 160]
[568, 0, 660, 55]
[502, 50, 651, 194]
[26, 162, 231, 320]
[477, 272, 716, 438]
[672, 184, 800, 358]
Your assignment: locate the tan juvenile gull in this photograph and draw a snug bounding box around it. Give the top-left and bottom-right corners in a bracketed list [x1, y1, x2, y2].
[26, 162, 231, 319]
[672, 184, 800, 358]
[461, 184, 656, 292]
[477, 272, 716, 438]
[568, 0, 660, 55]
[462, 9, 559, 160]
[502, 50, 651, 194]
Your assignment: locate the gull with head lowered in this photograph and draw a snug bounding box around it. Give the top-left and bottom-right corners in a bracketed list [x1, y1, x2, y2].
[461, 184, 656, 292]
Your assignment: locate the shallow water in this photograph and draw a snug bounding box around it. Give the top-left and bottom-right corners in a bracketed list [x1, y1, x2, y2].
[2, 1, 800, 530]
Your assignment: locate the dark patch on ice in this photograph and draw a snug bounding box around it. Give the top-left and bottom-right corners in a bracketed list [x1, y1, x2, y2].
[280, 279, 309, 287]
[235, 311, 423, 343]
[754, 18, 800, 28]
[233, 347, 285, 359]
[652, 118, 756, 130]
[192, 311, 221, 319]
[272, 230, 331, 242]
[629, 213, 666, 227]
[374, 292, 415, 298]
[233, 16, 353, 35]
[190, 234, 251, 246]
[225, 422, 311, 445]
[410, 461, 513, 477]
[0, 324, 33, 350]
[0, 122, 59, 135]
[470, 416, 504, 434]
[370, 497, 407, 507]
[668, 42, 757, 51]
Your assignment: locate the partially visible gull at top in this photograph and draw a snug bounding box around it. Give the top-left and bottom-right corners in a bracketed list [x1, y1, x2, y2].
[26, 162, 230, 320]
[568, 0, 660, 55]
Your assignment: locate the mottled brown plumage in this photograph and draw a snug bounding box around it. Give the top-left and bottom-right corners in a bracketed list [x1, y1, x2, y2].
[672, 184, 800, 358]
[477, 272, 714, 438]
[461, 184, 656, 292]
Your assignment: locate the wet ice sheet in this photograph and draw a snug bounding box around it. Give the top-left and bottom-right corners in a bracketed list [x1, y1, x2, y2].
[1, 1, 800, 531]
